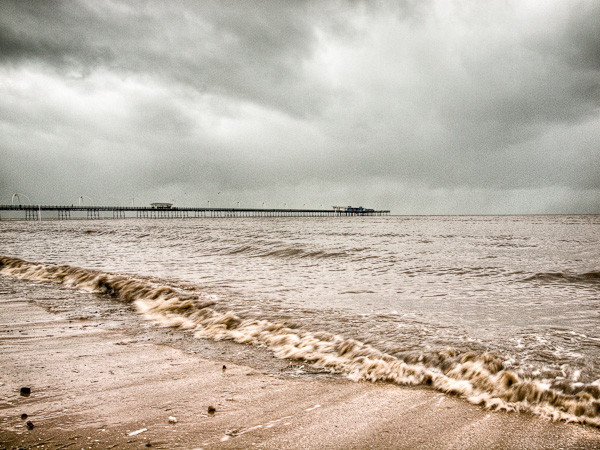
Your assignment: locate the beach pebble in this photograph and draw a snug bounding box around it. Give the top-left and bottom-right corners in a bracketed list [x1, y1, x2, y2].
[19, 387, 31, 396]
[26, 420, 34, 430]
[20, 413, 28, 420]
[168, 416, 177, 424]
[208, 405, 216, 415]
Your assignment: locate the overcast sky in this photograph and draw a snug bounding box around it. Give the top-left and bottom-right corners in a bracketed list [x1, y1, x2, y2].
[1, 0, 599, 214]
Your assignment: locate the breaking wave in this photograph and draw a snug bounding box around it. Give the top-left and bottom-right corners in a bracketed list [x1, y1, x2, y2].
[2, 255, 600, 427]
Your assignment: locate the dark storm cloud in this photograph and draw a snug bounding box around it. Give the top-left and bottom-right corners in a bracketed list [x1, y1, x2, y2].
[563, 1, 600, 70]
[0, 0, 598, 213]
[0, 0, 327, 117]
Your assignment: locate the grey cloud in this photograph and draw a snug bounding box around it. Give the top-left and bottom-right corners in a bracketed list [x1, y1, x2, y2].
[0, 0, 328, 117]
[563, 1, 600, 70]
[0, 0, 599, 214]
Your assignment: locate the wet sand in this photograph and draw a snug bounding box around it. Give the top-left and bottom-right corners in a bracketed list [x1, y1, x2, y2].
[1, 297, 600, 450]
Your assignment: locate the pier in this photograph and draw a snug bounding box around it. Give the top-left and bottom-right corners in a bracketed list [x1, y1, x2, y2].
[0, 205, 390, 220]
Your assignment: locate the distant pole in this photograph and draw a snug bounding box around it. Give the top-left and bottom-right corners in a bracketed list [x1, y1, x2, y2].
[78, 195, 94, 206]
[11, 192, 32, 205]
[38, 205, 41, 221]
[127, 197, 141, 207]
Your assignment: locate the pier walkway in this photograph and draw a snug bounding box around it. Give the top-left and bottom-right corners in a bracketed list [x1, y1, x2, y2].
[0, 205, 390, 220]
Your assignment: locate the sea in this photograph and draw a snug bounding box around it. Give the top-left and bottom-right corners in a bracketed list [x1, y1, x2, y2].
[1, 215, 599, 425]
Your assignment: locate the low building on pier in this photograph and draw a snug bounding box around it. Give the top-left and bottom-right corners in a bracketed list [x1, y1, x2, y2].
[333, 206, 376, 214]
[150, 202, 173, 209]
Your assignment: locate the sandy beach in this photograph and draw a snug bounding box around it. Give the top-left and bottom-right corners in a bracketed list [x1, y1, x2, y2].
[2, 296, 600, 450]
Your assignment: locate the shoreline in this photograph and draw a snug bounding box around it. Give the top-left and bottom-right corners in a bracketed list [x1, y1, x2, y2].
[1, 290, 600, 449]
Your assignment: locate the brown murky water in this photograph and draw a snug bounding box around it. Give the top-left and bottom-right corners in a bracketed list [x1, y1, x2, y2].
[1, 215, 599, 424]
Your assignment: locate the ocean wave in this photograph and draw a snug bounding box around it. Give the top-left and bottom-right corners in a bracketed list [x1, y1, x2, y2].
[522, 271, 600, 285]
[1, 255, 600, 427]
[223, 244, 348, 259]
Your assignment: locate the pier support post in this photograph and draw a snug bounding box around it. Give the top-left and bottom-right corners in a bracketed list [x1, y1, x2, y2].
[87, 209, 100, 219]
[58, 209, 70, 220]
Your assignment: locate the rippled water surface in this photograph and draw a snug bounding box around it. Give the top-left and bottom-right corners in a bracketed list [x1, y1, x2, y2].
[1, 215, 600, 420]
